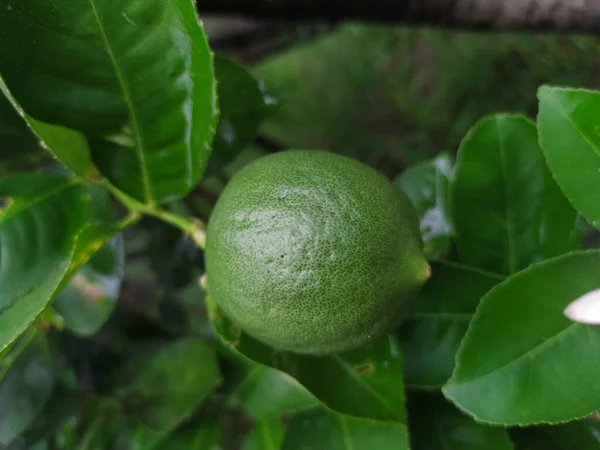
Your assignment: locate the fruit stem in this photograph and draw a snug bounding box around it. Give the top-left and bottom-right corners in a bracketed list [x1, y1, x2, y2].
[105, 181, 206, 248]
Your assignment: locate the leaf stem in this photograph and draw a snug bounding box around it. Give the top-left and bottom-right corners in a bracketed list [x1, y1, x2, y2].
[105, 182, 206, 248]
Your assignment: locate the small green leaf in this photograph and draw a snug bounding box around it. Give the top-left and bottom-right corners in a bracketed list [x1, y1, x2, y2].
[118, 338, 221, 433]
[208, 296, 407, 423]
[512, 417, 600, 449]
[443, 251, 600, 425]
[208, 55, 274, 174]
[538, 86, 600, 230]
[399, 262, 502, 389]
[238, 366, 317, 419]
[0, 0, 218, 204]
[451, 114, 580, 274]
[408, 392, 513, 450]
[394, 152, 453, 258]
[53, 234, 124, 336]
[243, 418, 285, 450]
[282, 409, 409, 450]
[0, 336, 54, 446]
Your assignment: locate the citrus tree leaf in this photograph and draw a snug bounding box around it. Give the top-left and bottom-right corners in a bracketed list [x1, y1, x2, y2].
[394, 152, 453, 258]
[282, 409, 409, 450]
[0, 173, 124, 355]
[0, 335, 54, 447]
[0, 92, 51, 175]
[117, 338, 221, 434]
[238, 366, 317, 420]
[207, 296, 407, 423]
[0, 0, 218, 204]
[450, 114, 580, 275]
[0, 83, 93, 179]
[399, 262, 502, 389]
[53, 234, 124, 336]
[155, 422, 221, 450]
[408, 392, 513, 450]
[443, 251, 600, 425]
[242, 418, 285, 450]
[512, 417, 600, 449]
[538, 87, 600, 230]
[208, 55, 275, 175]
[0, 173, 87, 354]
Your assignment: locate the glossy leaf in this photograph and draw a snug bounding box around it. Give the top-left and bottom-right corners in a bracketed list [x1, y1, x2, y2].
[0, 173, 124, 355]
[0, 91, 50, 175]
[538, 87, 600, 230]
[0, 173, 87, 354]
[207, 296, 407, 423]
[238, 366, 317, 419]
[394, 152, 453, 258]
[451, 114, 580, 274]
[209, 55, 274, 174]
[243, 418, 285, 450]
[444, 251, 600, 425]
[0, 0, 218, 204]
[408, 392, 513, 450]
[282, 409, 409, 450]
[399, 261, 502, 389]
[118, 338, 221, 433]
[53, 234, 124, 336]
[0, 83, 92, 179]
[512, 417, 600, 449]
[0, 336, 54, 446]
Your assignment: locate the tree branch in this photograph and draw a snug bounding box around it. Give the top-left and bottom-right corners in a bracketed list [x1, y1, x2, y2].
[200, 0, 600, 32]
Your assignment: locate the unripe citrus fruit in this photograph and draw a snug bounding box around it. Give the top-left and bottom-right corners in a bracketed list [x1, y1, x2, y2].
[205, 150, 429, 355]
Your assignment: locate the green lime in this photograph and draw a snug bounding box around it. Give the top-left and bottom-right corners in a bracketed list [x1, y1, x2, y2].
[206, 150, 429, 355]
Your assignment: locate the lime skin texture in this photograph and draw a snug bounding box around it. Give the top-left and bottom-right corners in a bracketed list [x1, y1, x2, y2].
[206, 150, 429, 355]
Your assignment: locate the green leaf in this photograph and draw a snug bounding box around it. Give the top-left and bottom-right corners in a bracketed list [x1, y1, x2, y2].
[53, 234, 124, 336]
[118, 338, 221, 433]
[282, 409, 409, 450]
[451, 114, 580, 274]
[0, 172, 123, 355]
[0, 173, 86, 354]
[408, 392, 513, 450]
[0, 336, 54, 446]
[399, 262, 502, 389]
[512, 417, 600, 449]
[243, 418, 285, 450]
[208, 55, 274, 174]
[208, 296, 407, 423]
[443, 251, 600, 425]
[394, 153, 453, 258]
[0, 0, 218, 204]
[0, 92, 51, 175]
[538, 87, 600, 230]
[155, 422, 221, 450]
[238, 366, 317, 420]
[0, 84, 93, 179]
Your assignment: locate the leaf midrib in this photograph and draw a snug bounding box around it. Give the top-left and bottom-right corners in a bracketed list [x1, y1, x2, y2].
[496, 117, 518, 274]
[0, 179, 75, 226]
[545, 89, 600, 161]
[86, 0, 153, 205]
[332, 354, 402, 421]
[337, 414, 354, 450]
[449, 322, 578, 386]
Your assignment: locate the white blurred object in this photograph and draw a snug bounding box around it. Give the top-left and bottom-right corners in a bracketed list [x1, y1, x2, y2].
[564, 288, 600, 324]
